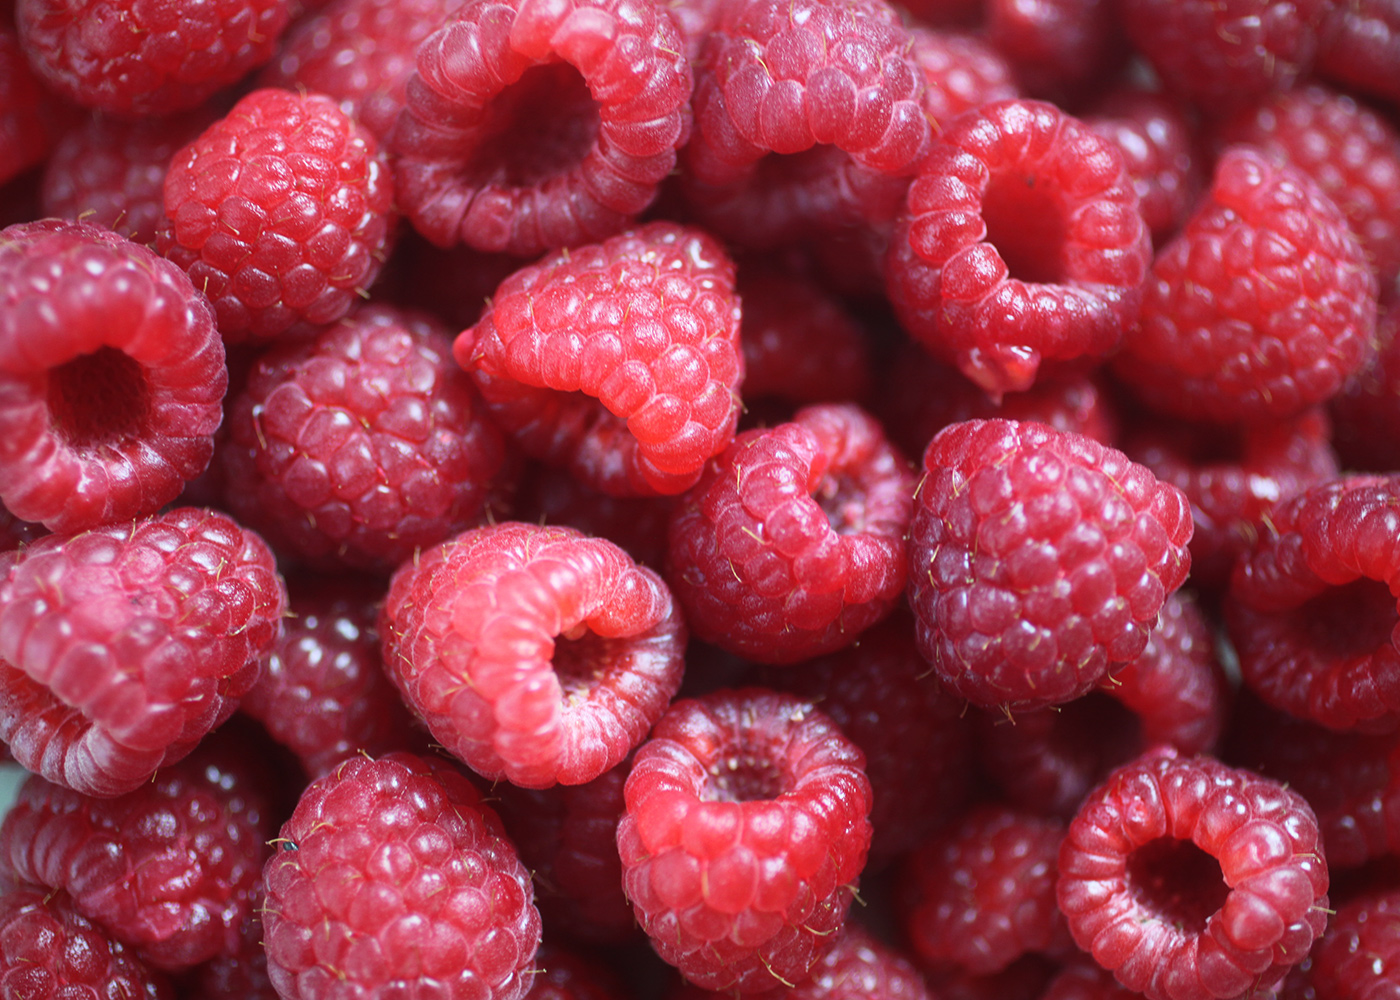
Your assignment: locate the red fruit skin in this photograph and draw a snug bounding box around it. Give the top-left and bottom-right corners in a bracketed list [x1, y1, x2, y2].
[0, 21, 68, 186]
[526, 942, 630, 1000]
[380, 521, 687, 788]
[1317, 0, 1400, 107]
[510, 461, 674, 571]
[984, 0, 1122, 104]
[0, 507, 287, 798]
[0, 219, 227, 534]
[1308, 889, 1400, 1000]
[1042, 962, 1144, 1000]
[910, 28, 1019, 132]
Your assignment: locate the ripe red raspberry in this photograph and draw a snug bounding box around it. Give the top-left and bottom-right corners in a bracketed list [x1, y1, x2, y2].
[511, 461, 674, 571]
[381, 521, 686, 788]
[188, 879, 276, 1000]
[904, 805, 1071, 976]
[221, 303, 514, 572]
[262, 752, 542, 1000]
[1307, 889, 1400, 1000]
[984, 0, 1122, 104]
[1057, 748, 1330, 1000]
[1317, 0, 1400, 107]
[617, 688, 872, 993]
[0, 219, 226, 533]
[0, 884, 173, 999]
[910, 28, 1019, 132]
[0, 734, 273, 971]
[0, 21, 67, 187]
[666, 403, 915, 664]
[1225, 475, 1400, 733]
[156, 87, 396, 342]
[886, 99, 1152, 397]
[1332, 299, 1400, 471]
[1043, 962, 1142, 1000]
[1113, 147, 1378, 424]
[908, 419, 1194, 712]
[391, 0, 691, 257]
[16, 0, 292, 117]
[454, 222, 744, 498]
[932, 956, 1061, 1000]
[0, 507, 287, 797]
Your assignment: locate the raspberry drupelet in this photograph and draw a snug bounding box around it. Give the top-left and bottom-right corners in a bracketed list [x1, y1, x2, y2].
[380, 521, 686, 788]
[0, 219, 227, 534]
[261, 752, 542, 1000]
[910, 27, 1019, 132]
[907, 418, 1194, 713]
[1307, 889, 1400, 1000]
[617, 688, 872, 994]
[0, 507, 287, 797]
[886, 99, 1152, 397]
[454, 222, 744, 498]
[390, 0, 692, 257]
[156, 87, 396, 342]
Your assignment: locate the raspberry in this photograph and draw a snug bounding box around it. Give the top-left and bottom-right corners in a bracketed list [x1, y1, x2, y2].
[617, 688, 872, 993]
[221, 302, 514, 572]
[390, 0, 691, 257]
[511, 461, 674, 571]
[380, 521, 687, 788]
[910, 28, 1019, 132]
[908, 418, 1194, 712]
[1225, 475, 1400, 732]
[1056, 748, 1330, 1000]
[156, 87, 396, 342]
[1332, 299, 1400, 471]
[0, 506, 287, 797]
[665, 403, 915, 664]
[0, 21, 67, 187]
[1317, 0, 1400, 107]
[261, 751, 542, 1000]
[931, 957, 1061, 1000]
[454, 222, 744, 498]
[1113, 147, 1379, 424]
[1307, 889, 1400, 1000]
[0, 219, 227, 533]
[386, 233, 524, 332]
[0, 884, 173, 999]
[0, 733, 273, 971]
[526, 942, 629, 999]
[16, 0, 292, 117]
[188, 879, 277, 1000]
[984, 0, 1122, 104]
[886, 99, 1152, 397]
[1043, 962, 1143, 1000]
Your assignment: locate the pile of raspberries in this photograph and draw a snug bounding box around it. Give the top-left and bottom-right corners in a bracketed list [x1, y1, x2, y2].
[2, 0, 1400, 997]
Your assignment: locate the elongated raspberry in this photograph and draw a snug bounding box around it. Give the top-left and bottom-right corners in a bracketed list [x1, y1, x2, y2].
[0, 507, 287, 797]
[617, 688, 872, 993]
[381, 521, 686, 788]
[454, 222, 744, 498]
[262, 752, 542, 1000]
[1308, 889, 1400, 1000]
[908, 419, 1194, 712]
[391, 0, 691, 257]
[886, 99, 1152, 397]
[1057, 748, 1330, 1000]
[1225, 475, 1400, 732]
[666, 403, 915, 664]
[0, 219, 227, 533]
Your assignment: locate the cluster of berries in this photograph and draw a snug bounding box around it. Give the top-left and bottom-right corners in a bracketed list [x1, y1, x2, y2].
[1, 0, 1400, 998]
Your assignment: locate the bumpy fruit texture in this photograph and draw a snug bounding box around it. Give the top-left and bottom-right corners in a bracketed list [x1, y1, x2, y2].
[1316, 0, 1400, 106]
[1308, 889, 1400, 1000]
[909, 27, 1019, 131]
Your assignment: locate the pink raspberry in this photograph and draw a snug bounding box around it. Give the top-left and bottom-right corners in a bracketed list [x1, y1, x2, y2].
[391, 0, 691, 257]
[261, 751, 542, 1000]
[908, 419, 1194, 712]
[156, 87, 396, 342]
[1332, 299, 1400, 471]
[0, 219, 226, 534]
[1317, 0, 1400, 107]
[910, 28, 1019, 132]
[617, 688, 872, 993]
[380, 521, 687, 788]
[221, 302, 515, 572]
[16, 0, 292, 116]
[454, 222, 744, 498]
[0, 507, 287, 797]
[886, 99, 1152, 397]
[1113, 147, 1378, 423]
[1308, 889, 1400, 1000]
[665, 403, 915, 664]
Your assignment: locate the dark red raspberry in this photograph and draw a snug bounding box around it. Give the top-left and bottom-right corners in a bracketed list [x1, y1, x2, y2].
[262, 752, 542, 1000]
[617, 688, 872, 993]
[187, 879, 277, 1000]
[1217, 83, 1400, 294]
[0, 734, 273, 971]
[666, 403, 915, 664]
[1332, 299, 1400, 471]
[454, 222, 744, 498]
[384, 232, 524, 332]
[0, 506, 287, 797]
[910, 28, 1019, 132]
[1118, 0, 1329, 111]
[1226, 475, 1400, 733]
[0, 219, 226, 533]
[1043, 962, 1142, 1000]
[1317, 0, 1400, 107]
[16, 0, 292, 117]
[984, 0, 1121, 103]
[526, 942, 629, 999]
[391, 0, 691, 257]
[156, 87, 396, 342]
[908, 419, 1194, 712]
[381, 521, 686, 788]
[1057, 748, 1330, 1000]
[240, 574, 422, 777]
[0, 21, 66, 187]
[511, 461, 674, 571]
[1113, 147, 1378, 424]
[0, 884, 173, 999]
[1307, 889, 1400, 1000]
[221, 302, 514, 572]
[886, 99, 1152, 397]
[1122, 408, 1341, 592]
